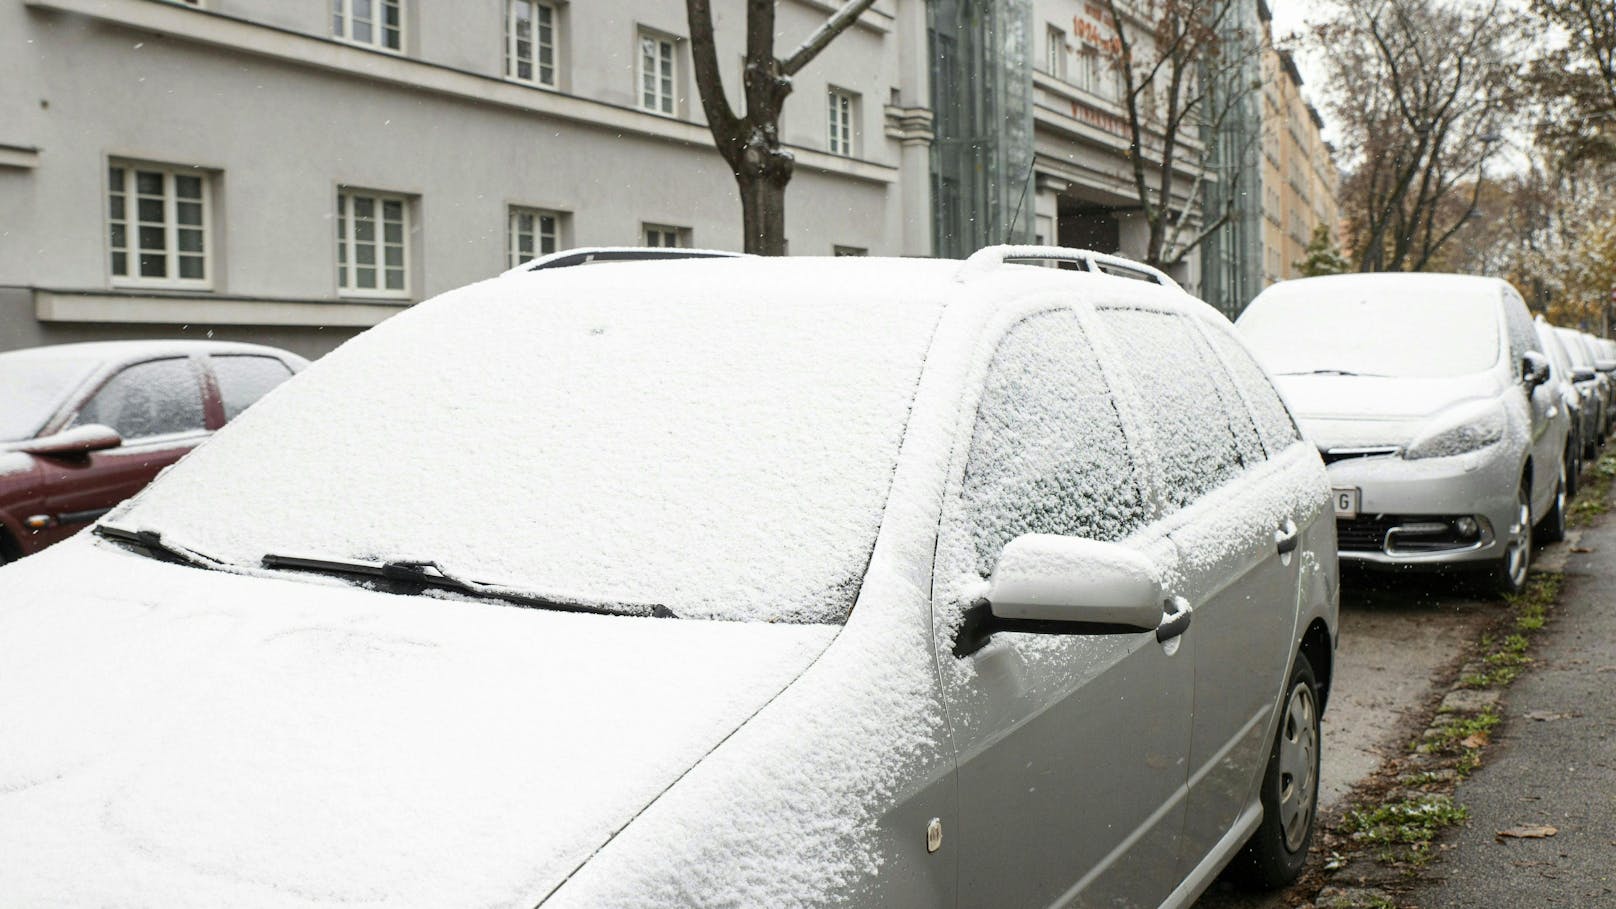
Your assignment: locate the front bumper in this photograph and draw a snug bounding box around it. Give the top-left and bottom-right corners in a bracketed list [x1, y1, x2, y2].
[1326, 443, 1520, 569]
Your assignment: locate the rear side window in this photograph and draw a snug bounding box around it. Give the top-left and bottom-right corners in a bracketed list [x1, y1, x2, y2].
[75, 358, 205, 440]
[958, 309, 1149, 576]
[212, 355, 294, 422]
[1098, 309, 1247, 512]
[1203, 325, 1303, 457]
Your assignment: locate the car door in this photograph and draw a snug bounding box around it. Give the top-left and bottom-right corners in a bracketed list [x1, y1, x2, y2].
[930, 304, 1194, 908]
[1093, 306, 1303, 881]
[1501, 292, 1559, 514]
[37, 356, 212, 541]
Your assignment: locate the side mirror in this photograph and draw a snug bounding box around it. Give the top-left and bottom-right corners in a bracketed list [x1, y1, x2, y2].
[12, 424, 123, 457]
[1596, 358, 1616, 373]
[1522, 351, 1552, 389]
[1573, 367, 1597, 384]
[954, 535, 1164, 657]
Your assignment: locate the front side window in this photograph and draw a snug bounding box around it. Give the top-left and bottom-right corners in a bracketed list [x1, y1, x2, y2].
[212, 355, 294, 422]
[336, 189, 410, 297]
[1098, 308, 1248, 512]
[108, 164, 210, 287]
[505, 0, 556, 86]
[957, 310, 1149, 577]
[827, 89, 855, 156]
[333, 0, 402, 51]
[639, 32, 677, 115]
[508, 207, 560, 269]
[643, 224, 686, 248]
[75, 359, 205, 441]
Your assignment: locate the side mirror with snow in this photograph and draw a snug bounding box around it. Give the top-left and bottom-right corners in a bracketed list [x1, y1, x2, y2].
[953, 535, 1165, 656]
[12, 424, 123, 457]
[1522, 352, 1551, 390]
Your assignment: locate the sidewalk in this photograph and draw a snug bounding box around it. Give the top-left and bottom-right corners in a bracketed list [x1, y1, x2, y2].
[1411, 516, 1616, 906]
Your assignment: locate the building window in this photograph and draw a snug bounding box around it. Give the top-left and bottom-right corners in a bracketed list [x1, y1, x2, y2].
[639, 32, 677, 115]
[508, 206, 561, 268]
[108, 163, 211, 287]
[506, 0, 556, 86]
[336, 189, 409, 297]
[333, 0, 402, 52]
[827, 89, 856, 156]
[644, 224, 687, 248]
[833, 245, 867, 256]
[1046, 26, 1067, 80]
[1075, 46, 1097, 93]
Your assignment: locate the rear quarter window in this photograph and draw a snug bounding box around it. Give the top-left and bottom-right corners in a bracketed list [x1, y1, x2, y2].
[212, 355, 295, 422]
[1202, 324, 1303, 457]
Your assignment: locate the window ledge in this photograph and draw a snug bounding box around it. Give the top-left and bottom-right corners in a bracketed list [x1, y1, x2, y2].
[34, 288, 409, 327]
[0, 144, 40, 169]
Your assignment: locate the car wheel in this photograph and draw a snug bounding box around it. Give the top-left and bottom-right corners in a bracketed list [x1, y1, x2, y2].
[1490, 481, 1532, 595]
[1537, 460, 1568, 544]
[1227, 652, 1320, 890]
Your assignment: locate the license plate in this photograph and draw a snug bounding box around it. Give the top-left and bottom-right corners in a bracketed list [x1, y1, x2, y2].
[1332, 487, 1360, 519]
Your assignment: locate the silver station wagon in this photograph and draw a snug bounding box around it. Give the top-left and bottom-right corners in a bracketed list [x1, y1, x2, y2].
[0, 248, 1337, 908]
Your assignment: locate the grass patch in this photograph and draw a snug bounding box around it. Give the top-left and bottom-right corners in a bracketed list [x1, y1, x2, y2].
[1419, 707, 1501, 754]
[1340, 794, 1470, 864]
[1461, 573, 1560, 688]
[1569, 452, 1616, 527]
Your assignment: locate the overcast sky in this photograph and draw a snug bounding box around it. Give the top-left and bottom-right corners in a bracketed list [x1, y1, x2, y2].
[1267, 1, 1335, 139]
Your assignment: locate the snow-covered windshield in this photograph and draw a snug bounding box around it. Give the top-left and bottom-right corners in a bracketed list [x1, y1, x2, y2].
[0, 350, 100, 442]
[113, 267, 944, 625]
[1238, 279, 1501, 379]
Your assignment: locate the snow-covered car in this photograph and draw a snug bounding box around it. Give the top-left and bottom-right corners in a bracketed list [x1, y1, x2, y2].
[1238, 273, 1570, 593]
[0, 340, 306, 565]
[1535, 318, 1586, 490]
[0, 248, 1338, 908]
[1555, 327, 1609, 449]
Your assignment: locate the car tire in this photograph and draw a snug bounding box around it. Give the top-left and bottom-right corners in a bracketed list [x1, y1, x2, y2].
[1537, 461, 1568, 544]
[1227, 652, 1321, 891]
[1489, 481, 1532, 596]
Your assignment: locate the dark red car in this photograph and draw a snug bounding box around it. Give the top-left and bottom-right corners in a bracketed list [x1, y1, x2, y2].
[0, 340, 306, 564]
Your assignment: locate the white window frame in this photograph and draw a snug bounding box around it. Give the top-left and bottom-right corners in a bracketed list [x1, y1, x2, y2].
[505, 0, 557, 87]
[107, 161, 212, 290]
[638, 30, 678, 116]
[827, 88, 857, 157]
[336, 188, 411, 299]
[1075, 46, 1098, 94]
[833, 245, 867, 256]
[643, 223, 687, 248]
[333, 0, 403, 52]
[1046, 26, 1067, 80]
[508, 206, 562, 269]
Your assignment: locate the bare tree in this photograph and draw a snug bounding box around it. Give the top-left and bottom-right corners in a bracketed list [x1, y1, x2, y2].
[685, 0, 877, 255]
[1315, 0, 1525, 272]
[1099, 0, 1263, 270]
[1529, 0, 1616, 166]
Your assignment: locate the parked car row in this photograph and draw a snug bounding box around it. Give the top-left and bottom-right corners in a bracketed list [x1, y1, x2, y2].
[0, 250, 1606, 908]
[1237, 273, 1610, 594]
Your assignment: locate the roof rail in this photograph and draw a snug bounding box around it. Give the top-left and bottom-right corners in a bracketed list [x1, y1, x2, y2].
[501, 246, 746, 277]
[957, 245, 1179, 289]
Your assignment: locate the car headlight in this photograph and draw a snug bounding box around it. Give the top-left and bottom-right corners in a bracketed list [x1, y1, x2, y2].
[1404, 398, 1508, 460]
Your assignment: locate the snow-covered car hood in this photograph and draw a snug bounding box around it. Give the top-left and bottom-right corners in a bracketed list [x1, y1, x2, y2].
[0, 540, 837, 908]
[1273, 372, 1501, 449]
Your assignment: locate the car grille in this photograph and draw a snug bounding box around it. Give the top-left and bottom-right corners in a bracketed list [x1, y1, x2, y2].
[1336, 515, 1396, 552]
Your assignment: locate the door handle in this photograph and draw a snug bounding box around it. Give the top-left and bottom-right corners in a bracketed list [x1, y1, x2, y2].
[1156, 596, 1192, 643]
[1275, 519, 1300, 555]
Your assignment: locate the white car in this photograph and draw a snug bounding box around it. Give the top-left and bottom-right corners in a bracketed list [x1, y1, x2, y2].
[1238, 273, 1570, 593]
[0, 248, 1337, 908]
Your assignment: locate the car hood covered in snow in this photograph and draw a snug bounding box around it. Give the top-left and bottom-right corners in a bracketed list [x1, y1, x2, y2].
[0, 541, 838, 908]
[1272, 372, 1503, 449]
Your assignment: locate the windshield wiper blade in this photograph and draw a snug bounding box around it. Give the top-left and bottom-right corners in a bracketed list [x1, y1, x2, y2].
[260, 554, 677, 619]
[94, 524, 226, 571]
[1278, 368, 1389, 378]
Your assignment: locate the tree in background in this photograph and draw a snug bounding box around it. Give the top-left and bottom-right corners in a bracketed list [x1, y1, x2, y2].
[684, 0, 877, 255]
[1295, 225, 1351, 277]
[1529, 0, 1616, 167]
[1099, 0, 1263, 272]
[1313, 0, 1524, 272]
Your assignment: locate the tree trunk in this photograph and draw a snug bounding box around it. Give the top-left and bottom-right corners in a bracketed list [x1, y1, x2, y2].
[735, 150, 793, 255]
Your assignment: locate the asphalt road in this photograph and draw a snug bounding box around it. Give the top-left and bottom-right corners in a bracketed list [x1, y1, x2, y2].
[1408, 522, 1616, 907]
[1194, 569, 1510, 909]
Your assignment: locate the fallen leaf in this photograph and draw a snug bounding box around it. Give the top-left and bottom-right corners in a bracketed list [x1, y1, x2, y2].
[1497, 825, 1558, 840]
[1569, 546, 1594, 553]
[1598, 666, 1616, 674]
[1462, 733, 1490, 748]
[1525, 711, 1571, 722]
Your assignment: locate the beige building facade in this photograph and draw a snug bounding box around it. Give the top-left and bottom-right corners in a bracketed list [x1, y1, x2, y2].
[1257, 26, 1339, 286]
